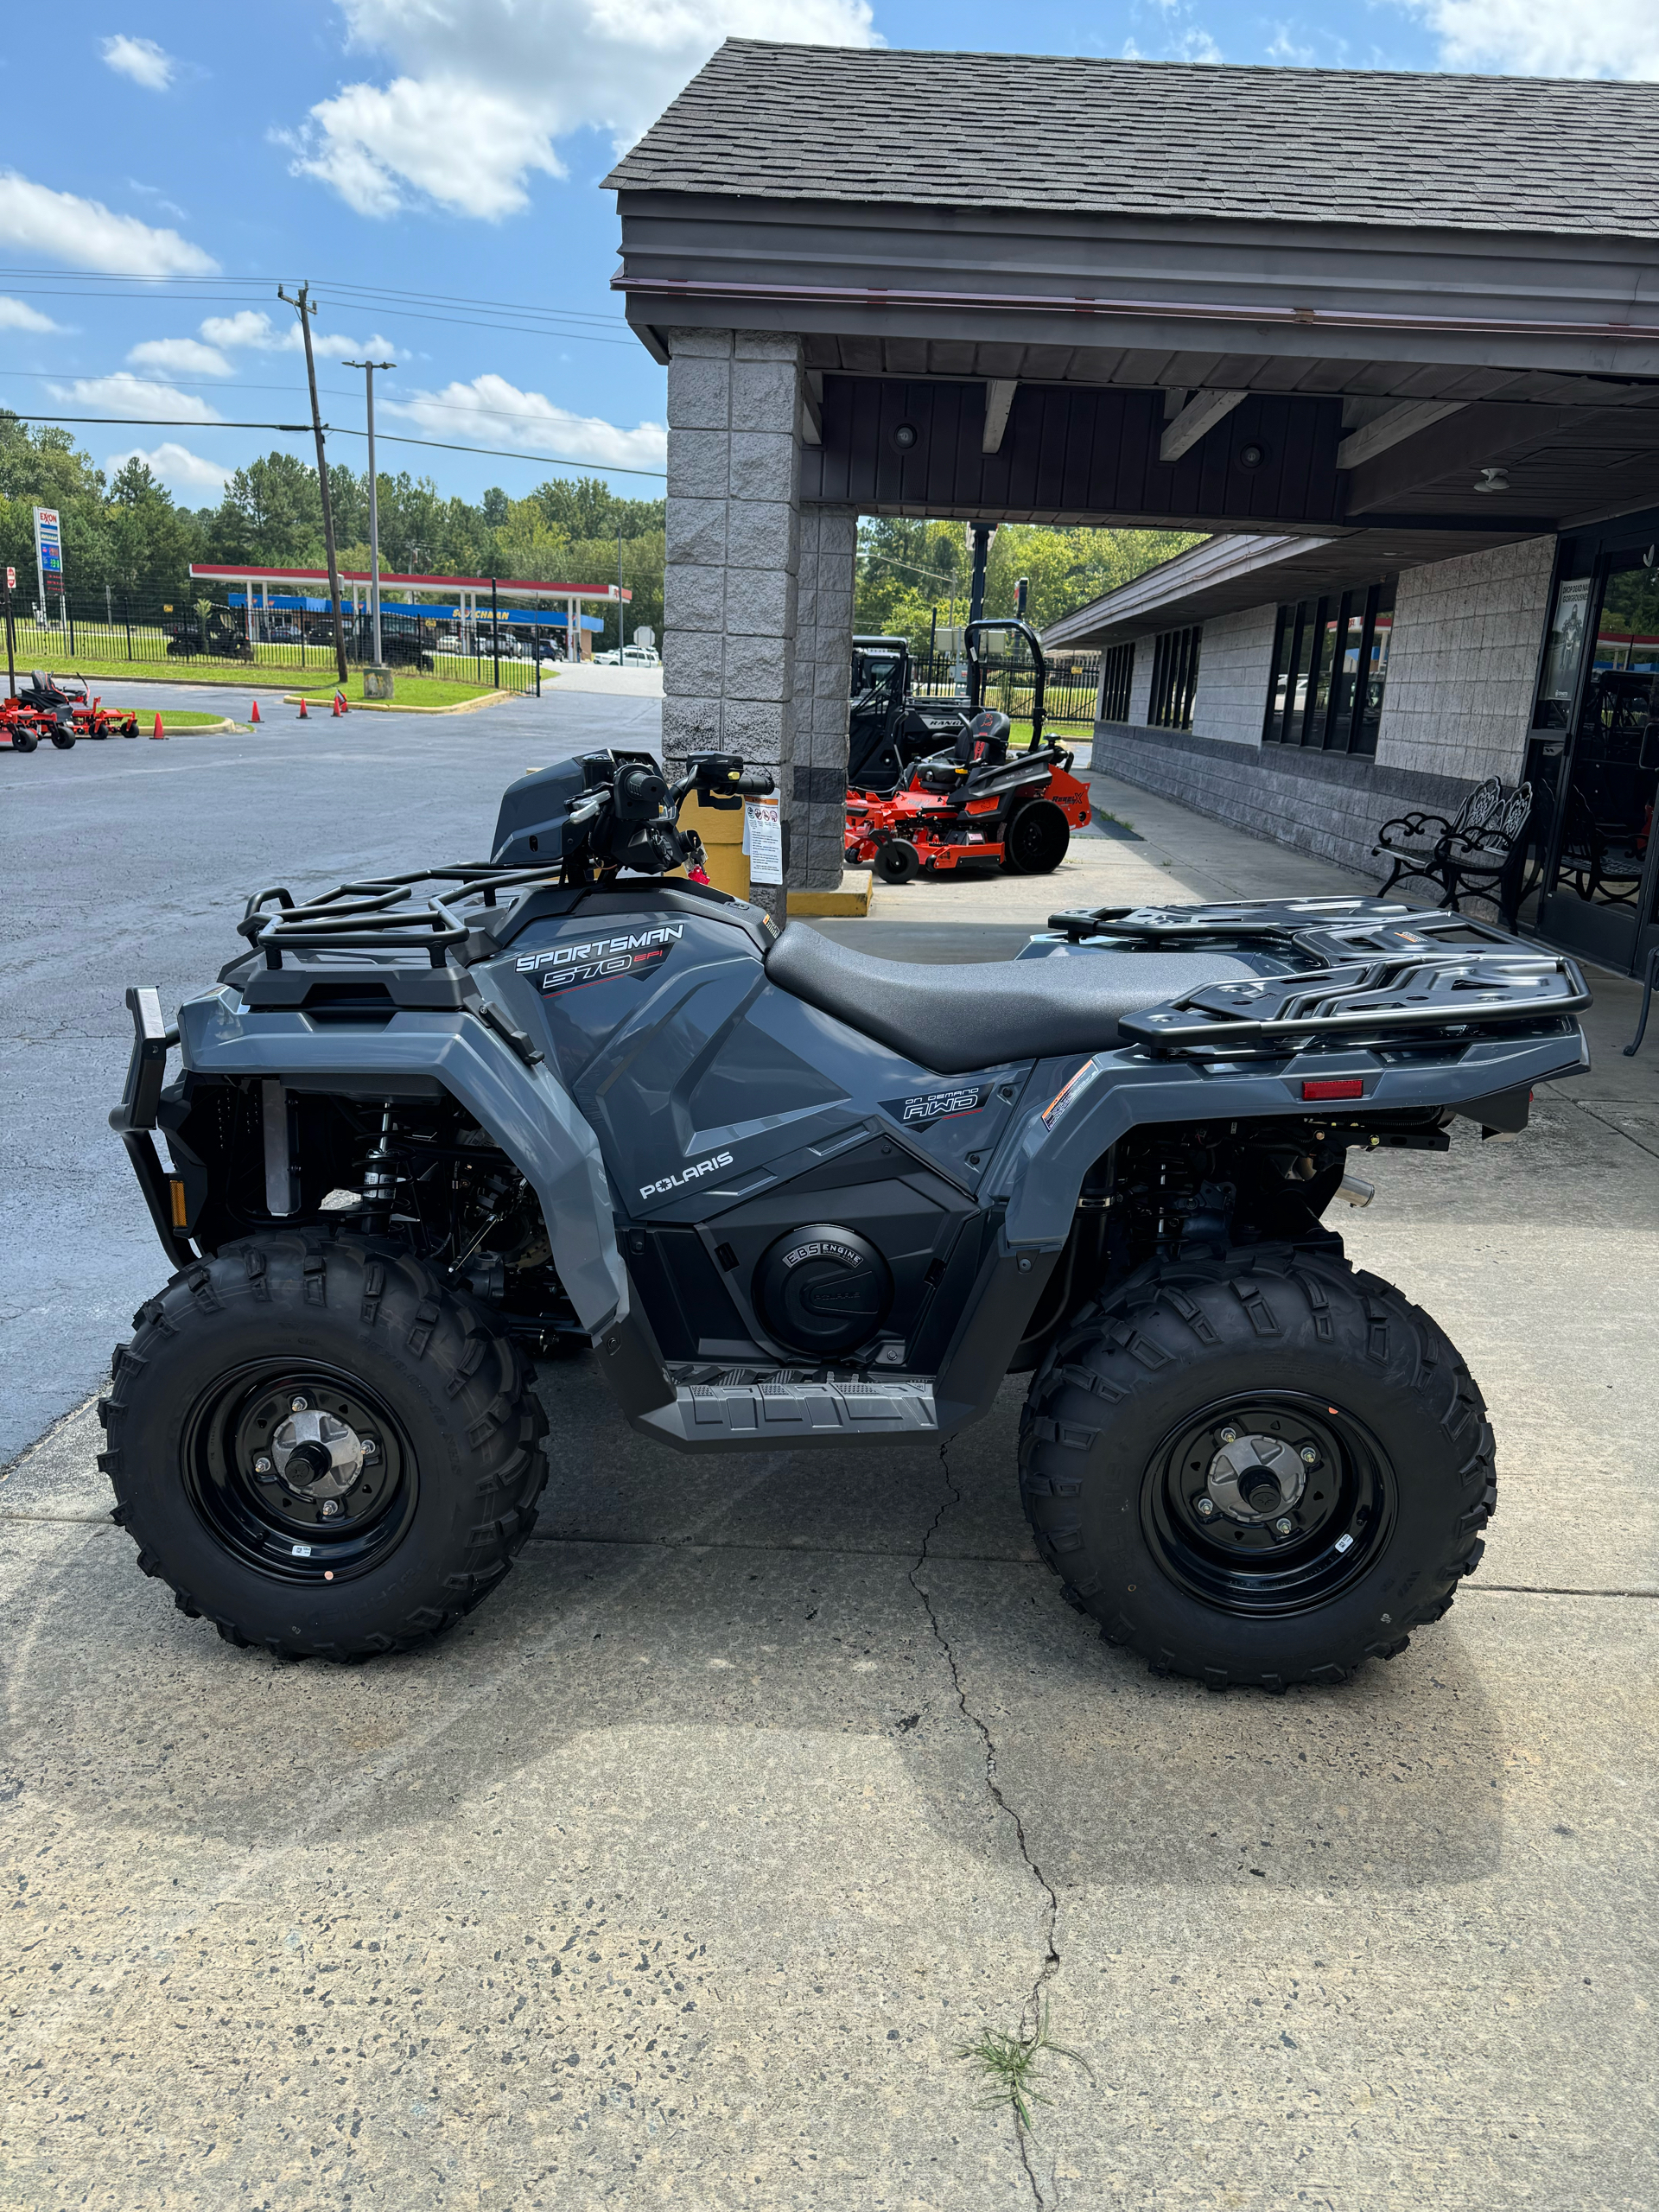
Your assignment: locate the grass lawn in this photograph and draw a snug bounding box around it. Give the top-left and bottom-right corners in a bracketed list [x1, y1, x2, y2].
[29, 661, 514, 709]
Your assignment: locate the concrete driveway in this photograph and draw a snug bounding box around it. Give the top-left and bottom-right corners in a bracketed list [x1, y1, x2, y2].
[3, 718, 1656, 2209]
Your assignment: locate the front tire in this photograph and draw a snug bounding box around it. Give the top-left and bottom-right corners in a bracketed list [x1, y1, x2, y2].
[99, 1234, 548, 1659]
[1019, 1249, 1494, 1688]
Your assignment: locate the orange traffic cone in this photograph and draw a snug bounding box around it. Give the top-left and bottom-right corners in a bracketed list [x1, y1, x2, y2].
[331, 692, 342, 718]
[150, 711, 166, 740]
[297, 695, 308, 719]
[250, 696, 261, 724]
[334, 689, 348, 715]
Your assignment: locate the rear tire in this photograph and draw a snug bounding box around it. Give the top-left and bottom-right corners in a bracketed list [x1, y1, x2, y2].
[1003, 798, 1069, 874]
[1019, 1249, 1494, 1688]
[99, 1233, 548, 1660]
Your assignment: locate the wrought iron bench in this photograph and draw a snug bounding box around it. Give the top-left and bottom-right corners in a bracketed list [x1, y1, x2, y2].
[1373, 777, 1503, 902]
[1373, 777, 1535, 930]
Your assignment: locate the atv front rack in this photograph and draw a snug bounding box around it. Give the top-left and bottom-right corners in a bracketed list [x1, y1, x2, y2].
[239, 864, 565, 968]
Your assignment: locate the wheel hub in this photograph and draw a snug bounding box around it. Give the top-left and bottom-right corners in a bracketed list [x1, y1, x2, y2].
[270, 1408, 365, 1499]
[1205, 1433, 1306, 1524]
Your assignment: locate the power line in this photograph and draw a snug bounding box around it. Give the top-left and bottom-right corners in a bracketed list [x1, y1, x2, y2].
[3, 410, 667, 480]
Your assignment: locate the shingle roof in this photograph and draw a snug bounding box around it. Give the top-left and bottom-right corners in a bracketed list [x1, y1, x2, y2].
[605, 42, 1659, 240]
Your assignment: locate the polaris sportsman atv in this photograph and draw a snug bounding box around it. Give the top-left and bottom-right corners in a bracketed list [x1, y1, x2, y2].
[104, 746, 1590, 1687]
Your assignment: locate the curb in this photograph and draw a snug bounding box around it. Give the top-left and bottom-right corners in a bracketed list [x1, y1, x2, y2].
[278, 689, 512, 716]
[788, 870, 872, 918]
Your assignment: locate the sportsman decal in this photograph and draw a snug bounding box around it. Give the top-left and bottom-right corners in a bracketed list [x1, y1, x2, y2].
[880, 1081, 993, 1128]
[517, 924, 683, 996]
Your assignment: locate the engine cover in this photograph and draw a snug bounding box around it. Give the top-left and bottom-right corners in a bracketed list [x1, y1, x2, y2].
[754, 1224, 893, 1357]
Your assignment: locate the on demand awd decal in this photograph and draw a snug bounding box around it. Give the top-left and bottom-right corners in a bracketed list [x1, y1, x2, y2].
[518, 924, 683, 995]
[881, 1081, 993, 1128]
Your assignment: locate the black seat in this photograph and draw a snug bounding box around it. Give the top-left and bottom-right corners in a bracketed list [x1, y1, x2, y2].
[957, 709, 1010, 766]
[764, 925, 1261, 1074]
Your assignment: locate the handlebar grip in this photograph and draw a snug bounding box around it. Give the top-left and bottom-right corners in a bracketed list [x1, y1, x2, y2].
[734, 771, 776, 796]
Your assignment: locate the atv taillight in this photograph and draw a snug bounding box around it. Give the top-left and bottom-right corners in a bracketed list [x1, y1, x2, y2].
[1301, 1078, 1364, 1101]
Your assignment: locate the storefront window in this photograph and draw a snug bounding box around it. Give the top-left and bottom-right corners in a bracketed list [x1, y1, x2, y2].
[1262, 580, 1394, 753]
[1534, 574, 1593, 729]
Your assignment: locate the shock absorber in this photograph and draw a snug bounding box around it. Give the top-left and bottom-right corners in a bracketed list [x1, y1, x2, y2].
[359, 1105, 396, 1235]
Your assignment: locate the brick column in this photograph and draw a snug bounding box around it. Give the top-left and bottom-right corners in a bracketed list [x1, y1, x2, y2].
[662, 327, 803, 925]
[790, 505, 858, 889]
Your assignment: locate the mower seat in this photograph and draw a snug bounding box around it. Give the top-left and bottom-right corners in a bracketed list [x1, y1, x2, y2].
[957, 711, 1010, 767]
[764, 925, 1259, 1076]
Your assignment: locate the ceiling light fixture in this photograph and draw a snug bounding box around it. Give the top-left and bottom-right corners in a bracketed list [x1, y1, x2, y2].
[1474, 467, 1509, 494]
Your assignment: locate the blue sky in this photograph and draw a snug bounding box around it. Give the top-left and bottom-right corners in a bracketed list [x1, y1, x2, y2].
[2, 0, 1649, 512]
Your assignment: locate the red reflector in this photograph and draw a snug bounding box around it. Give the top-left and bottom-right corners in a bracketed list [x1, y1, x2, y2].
[1302, 1078, 1364, 1102]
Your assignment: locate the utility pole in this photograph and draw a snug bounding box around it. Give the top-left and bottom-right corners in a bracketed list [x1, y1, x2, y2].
[344, 356, 395, 671]
[616, 528, 625, 655]
[278, 282, 348, 689]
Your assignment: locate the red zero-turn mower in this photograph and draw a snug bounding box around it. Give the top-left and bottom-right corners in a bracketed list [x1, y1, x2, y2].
[1, 696, 52, 753]
[844, 618, 1091, 883]
[16, 671, 138, 740]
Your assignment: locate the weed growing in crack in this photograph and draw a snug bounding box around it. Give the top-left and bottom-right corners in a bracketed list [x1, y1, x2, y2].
[956, 1999, 1094, 2135]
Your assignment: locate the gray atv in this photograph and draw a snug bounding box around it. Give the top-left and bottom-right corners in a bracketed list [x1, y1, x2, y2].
[103, 747, 1589, 1685]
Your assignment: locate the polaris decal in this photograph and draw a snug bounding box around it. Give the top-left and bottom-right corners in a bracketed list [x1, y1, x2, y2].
[517, 923, 683, 995]
[639, 1150, 734, 1201]
[882, 1082, 993, 1127]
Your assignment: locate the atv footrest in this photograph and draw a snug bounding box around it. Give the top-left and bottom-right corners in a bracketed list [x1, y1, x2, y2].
[639, 1375, 939, 1450]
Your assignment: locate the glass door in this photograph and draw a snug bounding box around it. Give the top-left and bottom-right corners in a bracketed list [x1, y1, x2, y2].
[1539, 555, 1659, 973]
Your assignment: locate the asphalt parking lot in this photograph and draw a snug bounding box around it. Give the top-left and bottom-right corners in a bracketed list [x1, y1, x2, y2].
[4, 699, 1656, 2209]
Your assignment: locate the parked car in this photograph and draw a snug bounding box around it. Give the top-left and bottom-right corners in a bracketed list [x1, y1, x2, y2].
[594, 644, 661, 667]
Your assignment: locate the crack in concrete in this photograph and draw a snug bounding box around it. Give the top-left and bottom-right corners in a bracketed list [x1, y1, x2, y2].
[907, 1440, 1063, 2208]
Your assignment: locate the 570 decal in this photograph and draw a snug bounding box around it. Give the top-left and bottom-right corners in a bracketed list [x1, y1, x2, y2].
[517, 924, 683, 996]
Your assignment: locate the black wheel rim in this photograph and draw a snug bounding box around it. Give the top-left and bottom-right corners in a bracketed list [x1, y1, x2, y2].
[1010, 805, 1063, 868]
[181, 1358, 420, 1586]
[1141, 1392, 1394, 1617]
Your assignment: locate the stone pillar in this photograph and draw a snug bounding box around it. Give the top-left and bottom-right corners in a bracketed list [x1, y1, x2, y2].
[790, 505, 859, 889]
[662, 327, 803, 925]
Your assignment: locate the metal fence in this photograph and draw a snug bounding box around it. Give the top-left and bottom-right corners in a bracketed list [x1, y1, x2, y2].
[3, 588, 564, 696]
[906, 648, 1101, 724]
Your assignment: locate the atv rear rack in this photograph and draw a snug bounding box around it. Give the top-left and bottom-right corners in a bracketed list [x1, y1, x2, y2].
[1119, 949, 1589, 1058]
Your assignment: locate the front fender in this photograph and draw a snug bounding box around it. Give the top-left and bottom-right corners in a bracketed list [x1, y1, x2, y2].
[176, 986, 628, 1332]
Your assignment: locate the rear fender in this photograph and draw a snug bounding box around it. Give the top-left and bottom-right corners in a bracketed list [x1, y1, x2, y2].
[175, 987, 628, 1332]
[993, 1028, 1592, 1249]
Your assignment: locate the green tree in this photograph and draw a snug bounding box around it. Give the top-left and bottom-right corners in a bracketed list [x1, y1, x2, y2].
[204, 452, 325, 568]
[106, 458, 198, 599]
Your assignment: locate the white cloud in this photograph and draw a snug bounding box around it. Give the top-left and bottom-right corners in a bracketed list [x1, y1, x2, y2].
[385, 372, 666, 470]
[48, 373, 224, 424]
[285, 0, 880, 220]
[1174, 26, 1223, 60]
[105, 442, 232, 493]
[199, 307, 396, 356]
[101, 35, 175, 90]
[127, 336, 232, 377]
[1407, 0, 1659, 73]
[0, 296, 61, 333]
[0, 172, 215, 275]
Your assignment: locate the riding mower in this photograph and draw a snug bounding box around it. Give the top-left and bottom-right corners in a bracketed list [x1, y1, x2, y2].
[16, 671, 138, 741]
[846, 619, 1091, 882]
[0, 695, 54, 753]
[104, 743, 1588, 1688]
